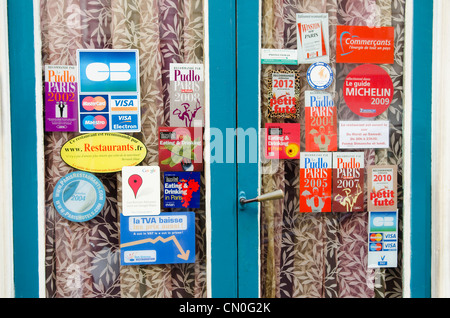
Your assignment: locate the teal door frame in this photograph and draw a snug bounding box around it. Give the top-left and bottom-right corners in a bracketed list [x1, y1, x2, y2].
[8, 0, 433, 298]
[7, 0, 40, 298]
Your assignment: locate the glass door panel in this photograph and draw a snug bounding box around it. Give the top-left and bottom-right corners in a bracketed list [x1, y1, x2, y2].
[259, 0, 407, 298]
[40, 0, 208, 298]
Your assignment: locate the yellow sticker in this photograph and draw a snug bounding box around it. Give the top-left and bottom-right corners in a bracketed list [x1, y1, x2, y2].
[61, 133, 147, 173]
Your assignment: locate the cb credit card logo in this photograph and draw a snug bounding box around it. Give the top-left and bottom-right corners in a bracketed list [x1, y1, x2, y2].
[77, 50, 139, 93]
[369, 211, 397, 232]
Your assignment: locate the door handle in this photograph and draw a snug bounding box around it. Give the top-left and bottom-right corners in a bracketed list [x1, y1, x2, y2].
[239, 189, 284, 209]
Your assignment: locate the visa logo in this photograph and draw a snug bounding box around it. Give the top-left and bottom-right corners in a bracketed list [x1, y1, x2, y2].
[384, 233, 397, 241]
[383, 242, 397, 251]
[114, 99, 135, 107]
[118, 116, 132, 121]
[86, 63, 131, 82]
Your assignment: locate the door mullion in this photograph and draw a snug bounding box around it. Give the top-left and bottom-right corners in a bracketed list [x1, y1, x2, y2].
[236, 0, 261, 298]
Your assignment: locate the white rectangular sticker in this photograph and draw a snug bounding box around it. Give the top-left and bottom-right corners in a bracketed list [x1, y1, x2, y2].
[122, 166, 161, 216]
[296, 13, 330, 64]
[368, 210, 398, 268]
[261, 49, 298, 65]
[339, 121, 389, 149]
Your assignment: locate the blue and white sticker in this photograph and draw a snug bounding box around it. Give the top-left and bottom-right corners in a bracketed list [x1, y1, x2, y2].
[306, 62, 334, 90]
[53, 171, 106, 222]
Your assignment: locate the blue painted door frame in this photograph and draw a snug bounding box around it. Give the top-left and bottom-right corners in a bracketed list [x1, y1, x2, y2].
[8, 0, 433, 298]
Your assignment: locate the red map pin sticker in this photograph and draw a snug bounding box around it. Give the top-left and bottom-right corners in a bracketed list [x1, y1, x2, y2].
[128, 174, 143, 198]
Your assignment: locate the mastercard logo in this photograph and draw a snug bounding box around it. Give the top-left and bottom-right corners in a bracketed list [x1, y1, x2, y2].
[369, 233, 383, 242]
[82, 96, 107, 111]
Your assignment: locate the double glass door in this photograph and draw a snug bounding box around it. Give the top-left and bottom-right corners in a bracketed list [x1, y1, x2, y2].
[8, 0, 431, 298]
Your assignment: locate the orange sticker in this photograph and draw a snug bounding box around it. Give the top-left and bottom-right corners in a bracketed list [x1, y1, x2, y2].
[336, 26, 394, 64]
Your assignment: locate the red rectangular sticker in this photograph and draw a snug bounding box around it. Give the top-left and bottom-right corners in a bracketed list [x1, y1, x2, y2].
[300, 152, 332, 213]
[265, 123, 300, 160]
[336, 25, 394, 64]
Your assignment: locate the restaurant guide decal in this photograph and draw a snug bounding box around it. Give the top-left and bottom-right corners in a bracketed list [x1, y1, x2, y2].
[296, 13, 330, 64]
[60, 133, 147, 173]
[53, 171, 105, 222]
[367, 165, 397, 211]
[332, 152, 364, 212]
[265, 123, 300, 160]
[305, 91, 337, 152]
[44, 65, 78, 132]
[300, 152, 332, 213]
[343, 64, 393, 117]
[158, 127, 203, 172]
[163, 172, 201, 209]
[169, 63, 204, 127]
[267, 70, 300, 119]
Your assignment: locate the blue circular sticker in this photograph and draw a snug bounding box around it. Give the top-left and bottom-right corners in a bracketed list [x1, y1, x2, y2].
[306, 62, 334, 90]
[53, 171, 106, 222]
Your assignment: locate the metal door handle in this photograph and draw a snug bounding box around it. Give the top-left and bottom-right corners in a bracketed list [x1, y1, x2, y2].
[239, 189, 284, 207]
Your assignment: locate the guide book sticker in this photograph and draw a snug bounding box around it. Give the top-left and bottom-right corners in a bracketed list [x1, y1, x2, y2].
[267, 70, 300, 119]
[163, 172, 201, 209]
[296, 13, 330, 64]
[367, 165, 397, 211]
[44, 65, 78, 132]
[169, 63, 205, 127]
[265, 123, 300, 160]
[305, 91, 337, 151]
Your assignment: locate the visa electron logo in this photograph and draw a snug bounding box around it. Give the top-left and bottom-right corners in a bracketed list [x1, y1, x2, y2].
[86, 63, 131, 82]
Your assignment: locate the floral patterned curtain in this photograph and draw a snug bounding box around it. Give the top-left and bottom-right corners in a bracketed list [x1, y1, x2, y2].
[260, 0, 405, 298]
[40, 0, 206, 298]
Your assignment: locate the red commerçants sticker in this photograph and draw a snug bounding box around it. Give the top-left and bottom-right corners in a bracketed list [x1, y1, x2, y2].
[343, 64, 394, 118]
